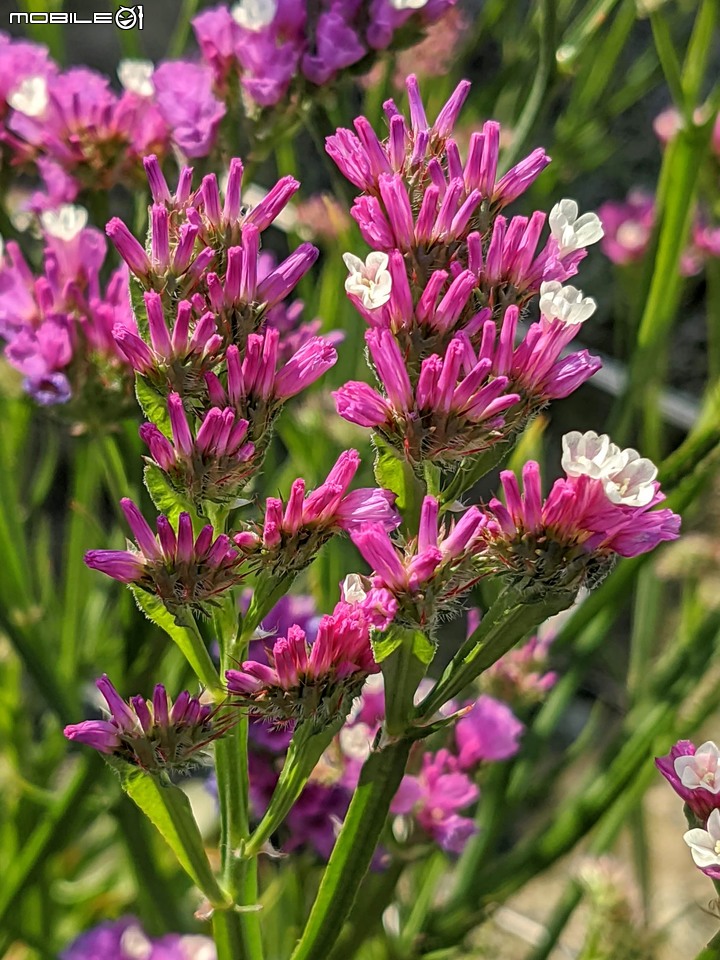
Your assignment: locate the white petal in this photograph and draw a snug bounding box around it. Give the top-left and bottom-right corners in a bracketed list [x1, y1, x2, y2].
[342, 252, 364, 273]
[117, 59, 155, 97]
[40, 204, 88, 240]
[231, 0, 277, 31]
[365, 251, 390, 275]
[7, 75, 48, 117]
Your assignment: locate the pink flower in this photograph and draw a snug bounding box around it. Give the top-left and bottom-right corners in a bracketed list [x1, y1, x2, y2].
[226, 599, 379, 723]
[351, 495, 484, 627]
[656, 740, 720, 822]
[64, 675, 229, 773]
[391, 749, 478, 854]
[455, 694, 524, 767]
[85, 500, 246, 615]
[598, 192, 655, 265]
[477, 433, 681, 588]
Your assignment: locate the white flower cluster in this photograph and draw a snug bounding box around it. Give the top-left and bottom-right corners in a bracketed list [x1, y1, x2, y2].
[539, 280, 596, 325]
[561, 430, 658, 507]
[343, 251, 393, 310]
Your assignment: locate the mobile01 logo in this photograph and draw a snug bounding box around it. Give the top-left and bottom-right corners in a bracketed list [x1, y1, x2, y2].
[8, 5, 144, 29]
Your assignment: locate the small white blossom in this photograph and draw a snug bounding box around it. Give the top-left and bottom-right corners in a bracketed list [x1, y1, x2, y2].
[7, 75, 48, 117]
[120, 926, 153, 960]
[684, 808, 720, 870]
[601, 448, 657, 507]
[389, 0, 430, 9]
[675, 742, 720, 793]
[343, 251, 392, 310]
[40, 205, 89, 241]
[339, 722, 374, 762]
[177, 936, 217, 960]
[561, 430, 657, 507]
[117, 59, 155, 97]
[561, 430, 620, 480]
[539, 280, 596, 325]
[549, 199, 604, 256]
[231, 0, 277, 30]
[342, 573, 368, 604]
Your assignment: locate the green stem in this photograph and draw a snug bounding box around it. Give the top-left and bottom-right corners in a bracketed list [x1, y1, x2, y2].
[416, 585, 577, 719]
[501, 0, 556, 170]
[290, 737, 413, 960]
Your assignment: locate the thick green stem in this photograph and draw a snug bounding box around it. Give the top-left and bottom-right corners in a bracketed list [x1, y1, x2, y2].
[290, 737, 413, 960]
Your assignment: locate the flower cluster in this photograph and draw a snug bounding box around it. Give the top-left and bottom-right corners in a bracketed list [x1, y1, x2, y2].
[64, 675, 230, 773]
[61, 917, 216, 960]
[351, 495, 485, 628]
[226, 597, 381, 725]
[85, 499, 247, 615]
[235, 450, 400, 577]
[0, 208, 136, 411]
[1, 5, 458, 199]
[657, 739, 720, 880]
[329, 75, 604, 476]
[475, 430, 681, 590]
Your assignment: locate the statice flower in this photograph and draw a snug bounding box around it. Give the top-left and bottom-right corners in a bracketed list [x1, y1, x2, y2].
[235, 450, 399, 576]
[0, 33, 56, 134]
[7, 67, 169, 192]
[191, 3, 456, 112]
[140, 393, 256, 507]
[0, 212, 136, 411]
[391, 748, 478, 853]
[482, 626, 557, 706]
[351, 495, 485, 628]
[598, 191, 655, 266]
[85, 499, 247, 615]
[152, 61, 226, 158]
[61, 917, 217, 960]
[684, 809, 720, 880]
[656, 739, 720, 822]
[204, 330, 337, 451]
[335, 328, 522, 465]
[226, 599, 380, 724]
[454, 694, 524, 767]
[475, 431, 681, 590]
[64, 675, 231, 773]
[113, 292, 224, 402]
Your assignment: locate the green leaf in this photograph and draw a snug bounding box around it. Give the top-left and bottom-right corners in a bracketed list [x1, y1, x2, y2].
[374, 626, 434, 737]
[130, 279, 150, 338]
[116, 763, 228, 906]
[144, 463, 194, 525]
[372, 437, 424, 529]
[136, 376, 170, 434]
[131, 588, 223, 697]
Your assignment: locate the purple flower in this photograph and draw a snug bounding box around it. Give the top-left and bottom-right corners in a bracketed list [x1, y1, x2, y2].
[656, 740, 720, 822]
[64, 675, 231, 772]
[598, 191, 655, 266]
[61, 917, 217, 960]
[85, 500, 247, 615]
[455, 694, 524, 767]
[302, 11, 366, 85]
[152, 61, 226, 159]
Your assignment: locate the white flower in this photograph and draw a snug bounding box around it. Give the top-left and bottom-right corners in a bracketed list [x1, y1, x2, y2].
[675, 742, 720, 794]
[389, 0, 430, 8]
[231, 0, 277, 30]
[343, 251, 392, 310]
[40, 205, 89, 241]
[339, 722, 374, 762]
[120, 925, 153, 960]
[684, 808, 720, 870]
[561, 430, 657, 507]
[601, 448, 657, 507]
[177, 936, 217, 960]
[549, 199, 604, 256]
[342, 573, 368, 604]
[7, 75, 48, 117]
[561, 430, 620, 480]
[117, 59, 155, 97]
[539, 280, 596, 325]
